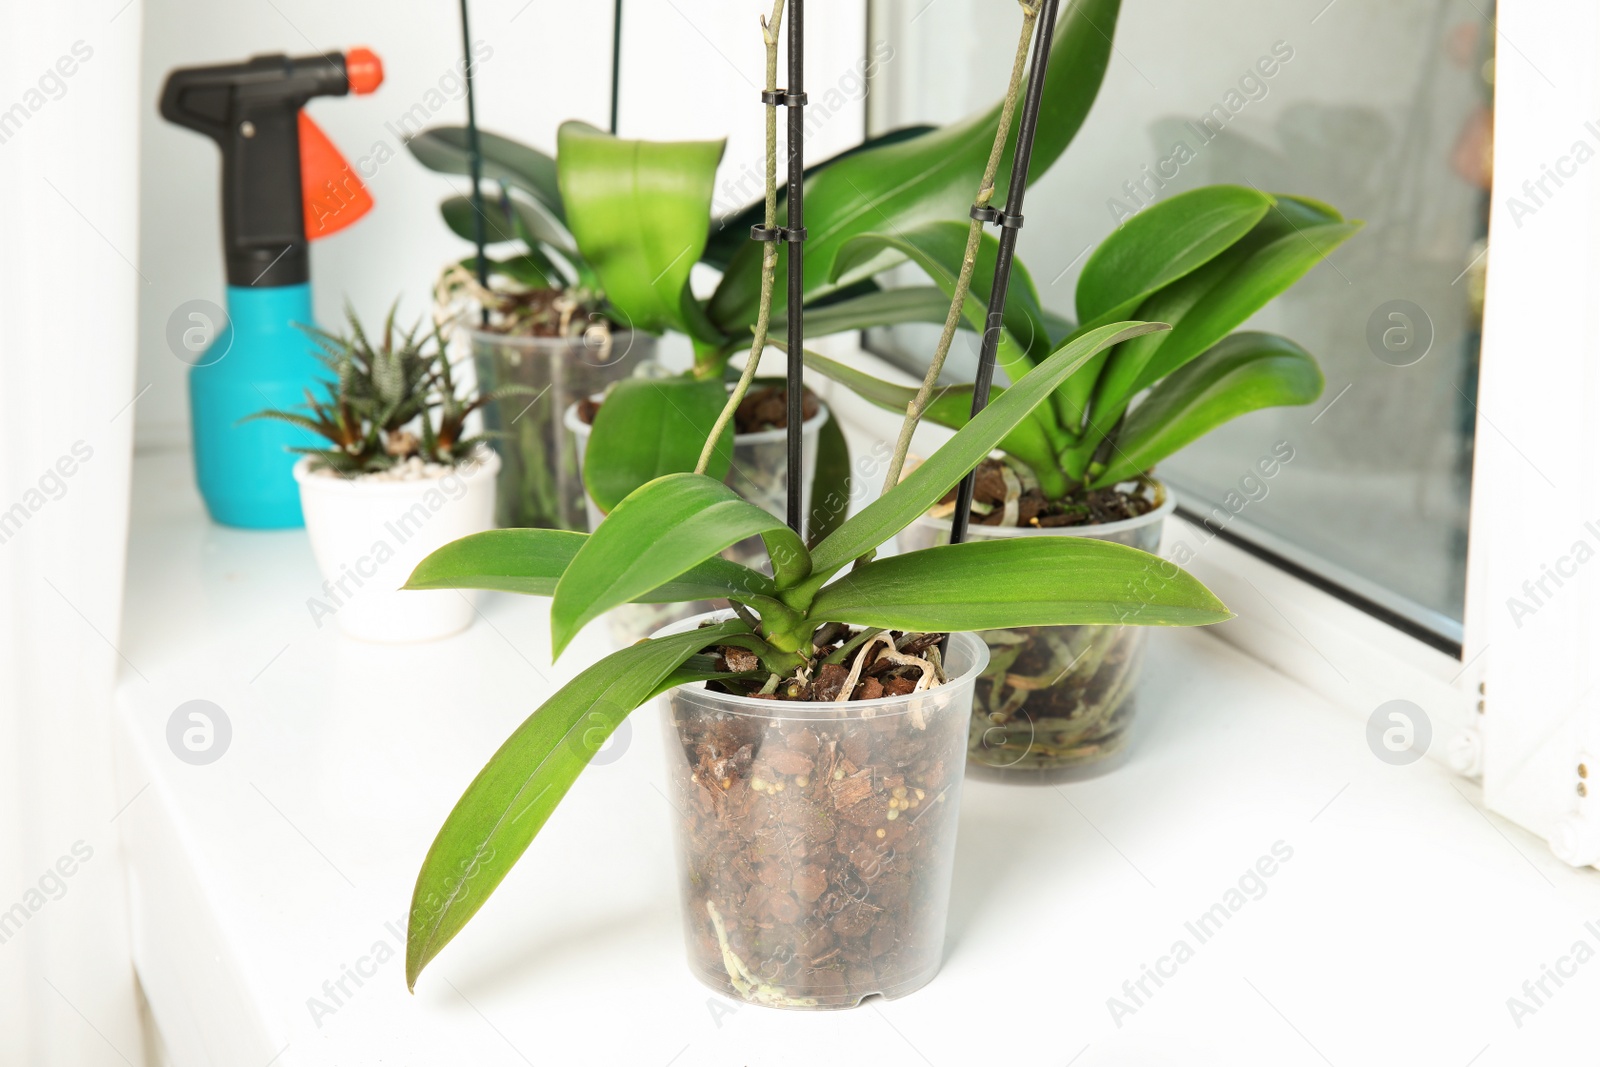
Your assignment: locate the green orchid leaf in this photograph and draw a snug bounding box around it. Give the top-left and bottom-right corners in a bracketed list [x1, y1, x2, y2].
[1056, 185, 1277, 434]
[807, 413, 852, 546]
[1092, 331, 1324, 487]
[402, 528, 777, 602]
[557, 121, 724, 335]
[1094, 196, 1358, 420]
[678, 286, 729, 349]
[702, 123, 940, 271]
[1133, 222, 1358, 394]
[811, 537, 1230, 631]
[582, 378, 733, 514]
[505, 196, 580, 260]
[649, 654, 753, 700]
[1062, 194, 1350, 441]
[774, 286, 954, 339]
[408, 127, 566, 222]
[440, 194, 576, 269]
[1051, 345, 1106, 442]
[797, 347, 975, 428]
[405, 618, 748, 990]
[490, 250, 566, 290]
[440, 194, 516, 244]
[1075, 184, 1273, 324]
[808, 320, 1166, 579]
[1062, 261, 1239, 460]
[797, 347, 1068, 498]
[706, 0, 1121, 331]
[551, 473, 810, 656]
[830, 222, 1052, 370]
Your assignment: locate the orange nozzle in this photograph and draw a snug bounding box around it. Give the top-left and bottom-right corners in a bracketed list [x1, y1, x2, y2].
[345, 48, 383, 95]
[299, 113, 374, 239]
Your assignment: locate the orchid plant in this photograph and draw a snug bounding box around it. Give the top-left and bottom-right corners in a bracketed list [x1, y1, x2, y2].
[400, 316, 1232, 988]
[398, 0, 1236, 990]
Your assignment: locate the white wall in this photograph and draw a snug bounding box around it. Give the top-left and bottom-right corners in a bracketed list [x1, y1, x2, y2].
[134, 0, 867, 449]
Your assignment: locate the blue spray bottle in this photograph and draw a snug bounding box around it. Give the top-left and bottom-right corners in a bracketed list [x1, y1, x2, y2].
[160, 49, 384, 528]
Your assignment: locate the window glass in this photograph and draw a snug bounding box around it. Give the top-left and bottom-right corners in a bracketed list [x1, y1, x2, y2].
[866, 0, 1493, 642]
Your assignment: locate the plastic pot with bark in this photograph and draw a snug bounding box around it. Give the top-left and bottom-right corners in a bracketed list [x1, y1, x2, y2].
[565, 392, 828, 640]
[466, 326, 655, 530]
[656, 613, 988, 1009]
[564, 390, 827, 531]
[897, 481, 1176, 779]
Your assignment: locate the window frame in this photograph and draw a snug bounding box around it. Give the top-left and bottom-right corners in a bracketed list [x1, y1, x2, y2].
[1467, 0, 1600, 867]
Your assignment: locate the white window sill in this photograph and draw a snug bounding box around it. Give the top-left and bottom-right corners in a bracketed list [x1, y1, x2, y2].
[116, 448, 1597, 1066]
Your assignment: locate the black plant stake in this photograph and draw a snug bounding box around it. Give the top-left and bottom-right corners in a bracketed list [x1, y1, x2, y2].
[783, 0, 807, 534]
[458, 0, 489, 326]
[609, 0, 624, 134]
[739, 0, 805, 533]
[949, 0, 1061, 545]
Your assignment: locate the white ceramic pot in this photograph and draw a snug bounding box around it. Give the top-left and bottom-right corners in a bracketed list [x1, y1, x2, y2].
[293, 450, 500, 642]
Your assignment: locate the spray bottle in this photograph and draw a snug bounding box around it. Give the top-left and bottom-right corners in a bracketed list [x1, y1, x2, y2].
[160, 49, 383, 528]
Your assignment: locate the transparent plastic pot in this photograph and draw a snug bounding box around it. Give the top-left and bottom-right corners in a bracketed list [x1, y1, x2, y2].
[465, 326, 657, 530]
[897, 483, 1176, 780]
[566, 395, 827, 641]
[655, 613, 988, 1009]
[564, 393, 826, 531]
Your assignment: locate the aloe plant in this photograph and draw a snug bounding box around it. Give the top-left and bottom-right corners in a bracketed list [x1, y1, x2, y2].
[246, 303, 530, 475]
[400, 316, 1233, 989]
[803, 185, 1363, 501]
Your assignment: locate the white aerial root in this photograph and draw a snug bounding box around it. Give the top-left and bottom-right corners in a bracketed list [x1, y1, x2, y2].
[999, 462, 1023, 527]
[838, 631, 894, 708]
[706, 900, 815, 1007]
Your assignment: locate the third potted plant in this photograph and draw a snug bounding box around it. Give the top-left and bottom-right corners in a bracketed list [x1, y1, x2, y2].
[807, 184, 1361, 776]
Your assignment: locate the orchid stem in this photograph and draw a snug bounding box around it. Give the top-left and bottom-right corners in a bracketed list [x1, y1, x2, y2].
[876, 0, 1042, 497]
[698, 0, 788, 476]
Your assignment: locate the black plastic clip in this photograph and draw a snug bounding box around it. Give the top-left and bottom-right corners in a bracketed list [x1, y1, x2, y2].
[750, 225, 808, 243]
[970, 203, 1024, 230]
[761, 89, 808, 107]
